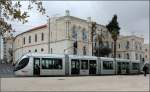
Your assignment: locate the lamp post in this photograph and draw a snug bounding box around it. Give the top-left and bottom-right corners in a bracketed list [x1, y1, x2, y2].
[48, 17, 50, 54]
[47, 14, 59, 54]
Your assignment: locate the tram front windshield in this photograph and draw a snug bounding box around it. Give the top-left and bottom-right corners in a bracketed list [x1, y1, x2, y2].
[14, 58, 29, 71]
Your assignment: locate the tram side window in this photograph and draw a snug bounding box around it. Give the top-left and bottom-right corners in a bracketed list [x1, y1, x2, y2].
[54, 59, 62, 69]
[132, 63, 139, 70]
[103, 61, 113, 70]
[81, 60, 88, 69]
[42, 58, 62, 69]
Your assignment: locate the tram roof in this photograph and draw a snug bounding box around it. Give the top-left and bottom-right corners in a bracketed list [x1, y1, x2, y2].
[24, 53, 65, 58]
[68, 55, 97, 59]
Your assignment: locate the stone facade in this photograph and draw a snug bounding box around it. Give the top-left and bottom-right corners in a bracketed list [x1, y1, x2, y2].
[143, 44, 149, 62]
[12, 10, 111, 63]
[3, 10, 147, 64]
[116, 35, 144, 61]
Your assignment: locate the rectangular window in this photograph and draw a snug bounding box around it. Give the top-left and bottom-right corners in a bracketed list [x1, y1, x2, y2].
[35, 34, 37, 42]
[23, 37, 25, 44]
[54, 59, 62, 69]
[41, 33, 44, 41]
[103, 61, 113, 70]
[81, 60, 88, 69]
[41, 58, 62, 69]
[82, 31, 87, 41]
[29, 36, 31, 43]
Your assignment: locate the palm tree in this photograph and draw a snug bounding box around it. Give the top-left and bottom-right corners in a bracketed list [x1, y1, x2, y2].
[106, 14, 120, 74]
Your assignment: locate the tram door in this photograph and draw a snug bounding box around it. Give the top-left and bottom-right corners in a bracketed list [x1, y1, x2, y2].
[71, 59, 80, 75]
[117, 62, 129, 74]
[33, 58, 40, 76]
[117, 62, 121, 74]
[89, 60, 97, 75]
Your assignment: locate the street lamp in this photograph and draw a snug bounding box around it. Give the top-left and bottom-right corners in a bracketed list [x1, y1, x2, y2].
[47, 14, 60, 54]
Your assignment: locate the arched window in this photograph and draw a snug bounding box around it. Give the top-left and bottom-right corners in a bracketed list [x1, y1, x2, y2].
[41, 33, 44, 41]
[29, 50, 31, 52]
[35, 49, 37, 52]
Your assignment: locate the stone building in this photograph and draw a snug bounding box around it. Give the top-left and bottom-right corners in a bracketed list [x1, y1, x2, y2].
[13, 10, 112, 63]
[4, 10, 146, 64]
[116, 35, 144, 61]
[143, 44, 149, 62]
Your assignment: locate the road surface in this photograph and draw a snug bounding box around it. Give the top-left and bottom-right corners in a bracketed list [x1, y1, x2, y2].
[1, 74, 149, 91]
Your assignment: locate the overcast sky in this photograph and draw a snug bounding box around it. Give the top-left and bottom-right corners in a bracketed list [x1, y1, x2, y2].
[11, 1, 149, 44]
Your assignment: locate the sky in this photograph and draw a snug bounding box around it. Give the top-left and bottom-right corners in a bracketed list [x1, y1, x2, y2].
[11, 1, 149, 44]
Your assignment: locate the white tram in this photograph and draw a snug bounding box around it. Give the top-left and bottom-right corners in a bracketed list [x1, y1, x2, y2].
[14, 53, 141, 76]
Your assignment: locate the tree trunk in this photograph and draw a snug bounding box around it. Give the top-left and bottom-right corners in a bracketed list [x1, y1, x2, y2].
[114, 40, 116, 59]
[91, 32, 93, 56]
[114, 40, 117, 74]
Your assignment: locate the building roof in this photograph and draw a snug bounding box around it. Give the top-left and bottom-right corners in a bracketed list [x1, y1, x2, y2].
[14, 15, 107, 40]
[14, 24, 47, 39]
[118, 35, 144, 40]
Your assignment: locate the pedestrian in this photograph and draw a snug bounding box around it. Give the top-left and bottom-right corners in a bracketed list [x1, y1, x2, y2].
[143, 65, 148, 76]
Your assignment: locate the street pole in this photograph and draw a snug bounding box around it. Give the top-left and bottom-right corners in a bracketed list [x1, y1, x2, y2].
[0, 3, 2, 63]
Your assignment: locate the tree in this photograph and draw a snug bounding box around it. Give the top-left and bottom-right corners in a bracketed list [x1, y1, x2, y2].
[106, 14, 120, 74]
[91, 22, 97, 56]
[0, 0, 46, 34]
[95, 32, 112, 57]
[96, 47, 112, 57]
[0, 1, 46, 64]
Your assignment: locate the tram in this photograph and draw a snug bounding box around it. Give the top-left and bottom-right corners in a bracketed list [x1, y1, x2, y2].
[14, 53, 141, 76]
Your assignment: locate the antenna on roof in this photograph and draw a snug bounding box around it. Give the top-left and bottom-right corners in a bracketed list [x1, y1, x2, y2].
[65, 10, 70, 16]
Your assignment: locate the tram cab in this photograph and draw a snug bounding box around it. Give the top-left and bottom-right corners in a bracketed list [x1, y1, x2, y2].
[14, 53, 66, 76]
